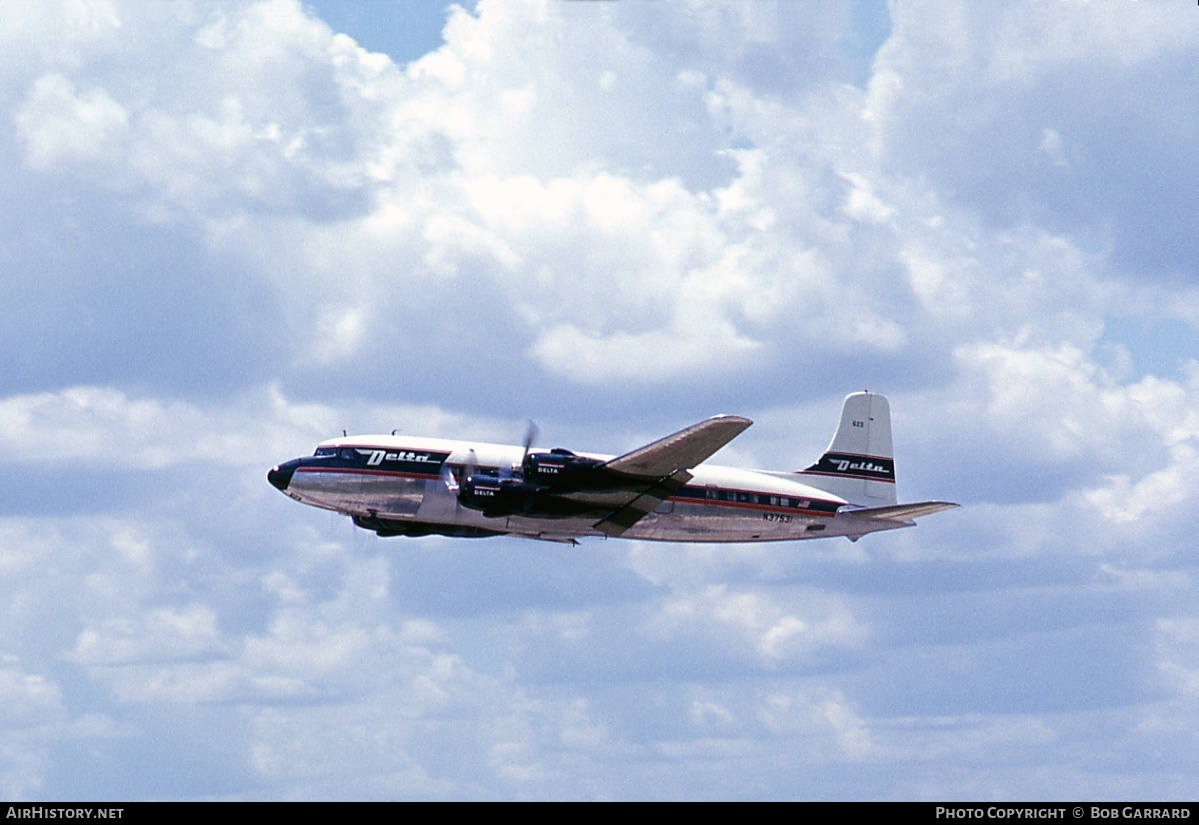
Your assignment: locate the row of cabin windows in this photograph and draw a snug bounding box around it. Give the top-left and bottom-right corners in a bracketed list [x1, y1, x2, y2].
[703, 486, 810, 509]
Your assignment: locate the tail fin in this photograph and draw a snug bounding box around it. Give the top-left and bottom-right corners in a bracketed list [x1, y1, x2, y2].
[797, 392, 897, 506]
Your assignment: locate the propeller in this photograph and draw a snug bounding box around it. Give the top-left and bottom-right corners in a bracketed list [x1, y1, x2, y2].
[495, 420, 539, 479]
[439, 460, 459, 493]
[443, 420, 537, 510]
[441, 448, 478, 502]
[463, 448, 478, 484]
[519, 420, 539, 476]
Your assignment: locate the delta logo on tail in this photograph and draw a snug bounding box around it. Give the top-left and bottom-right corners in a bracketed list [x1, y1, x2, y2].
[803, 453, 896, 481]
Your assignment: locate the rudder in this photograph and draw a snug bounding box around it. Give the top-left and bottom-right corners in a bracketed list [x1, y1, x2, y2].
[797, 392, 897, 506]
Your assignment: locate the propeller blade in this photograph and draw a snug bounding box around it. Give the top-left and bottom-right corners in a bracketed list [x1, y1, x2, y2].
[521, 420, 539, 473]
[445, 449, 478, 510]
[440, 461, 459, 493]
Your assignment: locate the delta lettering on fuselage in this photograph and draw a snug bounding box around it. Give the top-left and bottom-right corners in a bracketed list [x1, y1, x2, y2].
[360, 449, 437, 467]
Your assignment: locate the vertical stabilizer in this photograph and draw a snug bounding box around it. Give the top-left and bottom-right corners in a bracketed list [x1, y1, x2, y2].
[797, 392, 897, 506]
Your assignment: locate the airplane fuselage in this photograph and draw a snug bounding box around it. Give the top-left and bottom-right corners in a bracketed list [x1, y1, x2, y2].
[268, 434, 907, 543]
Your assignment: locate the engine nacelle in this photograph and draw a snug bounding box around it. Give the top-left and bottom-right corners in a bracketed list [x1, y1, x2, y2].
[457, 467, 607, 520]
[522, 448, 604, 489]
[458, 473, 537, 516]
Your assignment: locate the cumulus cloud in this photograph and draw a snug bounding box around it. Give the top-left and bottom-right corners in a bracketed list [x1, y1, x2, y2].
[0, 0, 930, 401]
[868, 1, 1199, 279]
[14, 74, 129, 170]
[0, 658, 67, 799]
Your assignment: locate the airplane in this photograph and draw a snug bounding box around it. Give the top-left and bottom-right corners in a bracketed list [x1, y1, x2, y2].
[267, 391, 957, 544]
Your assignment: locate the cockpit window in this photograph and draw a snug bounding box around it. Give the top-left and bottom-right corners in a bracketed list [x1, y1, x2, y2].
[314, 447, 337, 457]
[339, 448, 357, 461]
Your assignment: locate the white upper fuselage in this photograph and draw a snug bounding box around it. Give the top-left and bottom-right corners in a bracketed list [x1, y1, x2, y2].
[272, 433, 883, 543]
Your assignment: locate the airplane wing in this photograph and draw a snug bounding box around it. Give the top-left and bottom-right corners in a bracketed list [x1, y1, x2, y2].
[600, 415, 753, 478]
[593, 470, 692, 536]
[592, 415, 752, 536]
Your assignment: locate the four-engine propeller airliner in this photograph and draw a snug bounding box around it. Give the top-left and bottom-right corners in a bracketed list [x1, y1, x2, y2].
[267, 392, 957, 544]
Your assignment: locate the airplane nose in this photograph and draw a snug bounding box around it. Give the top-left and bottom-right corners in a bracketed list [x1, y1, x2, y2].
[268, 460, 298, 491]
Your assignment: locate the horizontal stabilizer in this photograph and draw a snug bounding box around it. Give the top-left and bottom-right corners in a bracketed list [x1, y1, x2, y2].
[838, 501, 959, 522]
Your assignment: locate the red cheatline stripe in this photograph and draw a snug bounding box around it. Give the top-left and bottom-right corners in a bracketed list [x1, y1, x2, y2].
[296, 467, 442, 480]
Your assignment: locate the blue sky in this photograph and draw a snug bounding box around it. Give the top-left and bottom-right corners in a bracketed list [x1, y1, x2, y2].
[2, 0, 1198, 801]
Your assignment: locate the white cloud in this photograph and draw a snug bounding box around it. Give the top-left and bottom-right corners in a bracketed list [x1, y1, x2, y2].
[647, 584, 867, 666]
[0, 385, 325, 469]
[0, 658, 63, 730]
[71, 604, 229, 667]
[0, 658, 66, 799]
[1155, 618, 1199, 699]
[14, 74, 128, 170]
